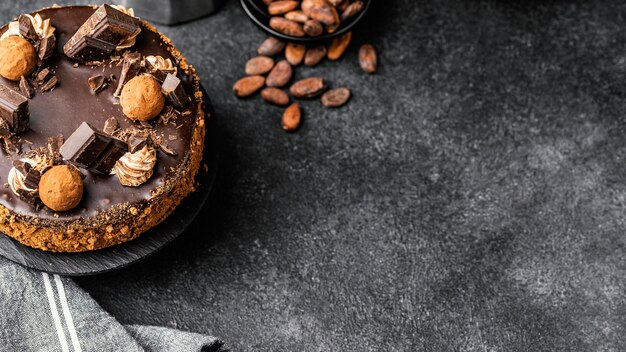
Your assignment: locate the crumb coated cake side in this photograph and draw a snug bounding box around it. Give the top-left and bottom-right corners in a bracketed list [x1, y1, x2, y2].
[0, 5, 206, 252]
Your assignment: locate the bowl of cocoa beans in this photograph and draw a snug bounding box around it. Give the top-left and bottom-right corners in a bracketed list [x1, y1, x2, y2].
[241, 0, 370, 43]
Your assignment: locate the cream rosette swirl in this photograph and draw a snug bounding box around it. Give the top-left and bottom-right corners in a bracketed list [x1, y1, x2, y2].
[0, 14, 55, 42]
[113, 145, 157, 187]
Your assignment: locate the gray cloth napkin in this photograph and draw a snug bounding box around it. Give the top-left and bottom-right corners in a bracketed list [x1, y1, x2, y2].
[0, 257, 226, 352]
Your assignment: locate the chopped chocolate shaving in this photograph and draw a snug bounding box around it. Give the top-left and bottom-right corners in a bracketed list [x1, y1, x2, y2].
[38, 35, 56, 61]
[114, 51, 141, 97]
[0, 84, 29, 133]
[158, 106, 176, 125]
[19, 76, 34, 99]
[161, 73, 189, 108]
[40, 76, 58, 92]
[60, 122, 128, 174]
[138, 121, 153, 130]
[157, 140, 177, 156]
[1, 137, 21, 155]
[18, 14, 38, 43]
[47, 134, 64, 162]
[85, 60, 104, 66]
[109, 74, 117, 81]
[63, 4, 139, 62]
[168, 135, 177, 141]
[36, 68, 51, 84]
[102, 116, 118, 135]
[0, 119, 10, 137]
[16, 187, 40, 206]
[88, 74, 107, 94]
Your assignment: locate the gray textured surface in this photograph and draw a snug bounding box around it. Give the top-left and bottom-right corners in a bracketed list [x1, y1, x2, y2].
[5, 0, 626, 351]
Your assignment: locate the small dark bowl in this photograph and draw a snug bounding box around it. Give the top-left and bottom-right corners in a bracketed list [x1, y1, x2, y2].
[241, 0, 370, 44]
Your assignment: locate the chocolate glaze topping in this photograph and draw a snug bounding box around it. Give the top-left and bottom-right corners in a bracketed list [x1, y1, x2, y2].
[0, 6, 199, 221]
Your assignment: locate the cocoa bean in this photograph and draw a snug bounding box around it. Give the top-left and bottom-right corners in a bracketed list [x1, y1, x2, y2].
[245, 56, 275, 75]
[258, 37, 286, 56]
[327, 31, 352, 60]
[262, 87, 291, 106]
[326, 23, 339, 34]
[266, 60, 293, 88]
[285, 10, 309, 23]
[270, 17, 305, 37]
[289, 77, 326, 98]
[321, 87, 351, 107]
[341, 0, 364, 22]
[285, 43, 306, 65]
[302, 0, 340, 27]
[358, 44, 377, 73]
[304, 45, 326, 66]
[268, 1, 300, 15]
[282, 103, 301, 132]
[233, 75, 265, 97]
[337, 0, 349, 12]
[303, 19, 324, 37]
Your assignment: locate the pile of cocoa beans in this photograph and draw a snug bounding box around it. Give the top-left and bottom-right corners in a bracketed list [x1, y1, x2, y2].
[265, 0, 365, 38]
[233, 31, 378, 132]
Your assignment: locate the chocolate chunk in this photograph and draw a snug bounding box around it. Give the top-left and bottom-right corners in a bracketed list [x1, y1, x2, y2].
[12, 159, 31, 173]
[40, 76, 58, 92]
[114, 51, 141, 97]
[60, 122, 128, 174]
[127, 134, 150, 153]
[64, 35, 117, 62]
[161, 73, 188, 108]
[36, 68, 51, 84]
[144, 59, 175, 83]
[18, 15, 38, 43]
[19, 76, 34, 99]
[38, 35, 56, 61]
[63, 4, 139, 61]
[88, 74, 107, 94]
[93, 138, 128, 174]
[0, 119, 10, 137]
[102, 116, 118, 135]
[22, 168, 40, 191]
[157, 140, 177, 156]
[0, 84, 29, 134]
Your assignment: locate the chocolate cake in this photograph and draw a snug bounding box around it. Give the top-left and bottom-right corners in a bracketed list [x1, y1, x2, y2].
[0, 5, 205, 252]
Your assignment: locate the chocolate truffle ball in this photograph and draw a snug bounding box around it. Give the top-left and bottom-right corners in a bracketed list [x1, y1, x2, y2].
[120, 75, 165, 121]
[39, 165, 83, 212]
[0, 36, 37, 81]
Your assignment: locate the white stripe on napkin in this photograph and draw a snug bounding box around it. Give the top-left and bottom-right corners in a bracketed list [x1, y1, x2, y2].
[42, 272, 70, 352]
[54, 274, 82, 352]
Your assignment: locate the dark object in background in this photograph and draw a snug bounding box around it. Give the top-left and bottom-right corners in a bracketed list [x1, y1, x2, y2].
[241, 0, 370, 44]
[113, 0, 227, 25]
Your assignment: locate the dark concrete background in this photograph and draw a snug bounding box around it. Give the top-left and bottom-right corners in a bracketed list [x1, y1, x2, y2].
[5, 0, 626, 350]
